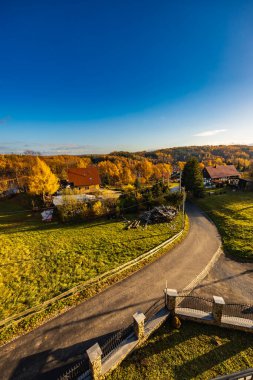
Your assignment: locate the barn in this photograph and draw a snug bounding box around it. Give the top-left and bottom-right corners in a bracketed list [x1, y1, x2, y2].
[203, 165, 241, 187]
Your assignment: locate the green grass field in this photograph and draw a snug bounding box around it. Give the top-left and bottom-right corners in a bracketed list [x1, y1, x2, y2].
[196, 191, 253, 260]
[0, 196, 182, 320]
[108, 320, 253, 380]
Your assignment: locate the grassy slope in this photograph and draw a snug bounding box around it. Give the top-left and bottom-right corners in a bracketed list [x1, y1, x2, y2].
[108, 320, 253, 380]
[196, 191, 253, 260]
[0, 196, 182, 319]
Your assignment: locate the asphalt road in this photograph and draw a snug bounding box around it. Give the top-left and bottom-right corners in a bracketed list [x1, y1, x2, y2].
[0, 203, 221, 380]
[193, 253, 253, 304]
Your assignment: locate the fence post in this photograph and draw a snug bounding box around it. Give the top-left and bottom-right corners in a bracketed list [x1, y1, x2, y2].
[212, 296, 225, 324]
[164, 288, 178, 315]
[86, 343, 102, 380]
[133, 311, 146, 341]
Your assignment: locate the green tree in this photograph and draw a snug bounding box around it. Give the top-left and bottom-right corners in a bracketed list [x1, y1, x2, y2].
[182, 157, 204, 197]
[28, 157, 59, 202]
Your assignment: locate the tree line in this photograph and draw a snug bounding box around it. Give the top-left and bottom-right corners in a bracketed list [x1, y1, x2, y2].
[1, 144, 253, 199]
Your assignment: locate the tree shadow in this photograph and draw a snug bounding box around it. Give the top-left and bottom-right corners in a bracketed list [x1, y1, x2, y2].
[119, 320, 252, 380]
[0, 217, 118, 235]
[194, 269, 253, 291]
[173, 329, 252, 380]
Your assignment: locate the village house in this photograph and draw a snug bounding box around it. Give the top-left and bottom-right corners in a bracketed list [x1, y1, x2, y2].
[203, 164, 241, 187]
[67, 166, 101, 191]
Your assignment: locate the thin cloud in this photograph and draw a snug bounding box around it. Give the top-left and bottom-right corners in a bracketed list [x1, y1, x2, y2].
[0, 142, 100, 155]
[194, 129, 228, 137]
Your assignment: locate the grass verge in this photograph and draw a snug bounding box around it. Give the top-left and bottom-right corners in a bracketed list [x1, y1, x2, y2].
[107, 319, 253, 380]
[195, 190, 253, 261]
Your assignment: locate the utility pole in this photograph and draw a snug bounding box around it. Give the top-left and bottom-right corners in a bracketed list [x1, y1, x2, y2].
[182, 187, 186, 228]
[179, 170, 182, 193]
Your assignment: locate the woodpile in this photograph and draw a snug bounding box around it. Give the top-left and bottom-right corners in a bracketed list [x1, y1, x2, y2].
[140, 205, 178, 225]
[125, 205, 178, 229]
[126, 220, 141, 229]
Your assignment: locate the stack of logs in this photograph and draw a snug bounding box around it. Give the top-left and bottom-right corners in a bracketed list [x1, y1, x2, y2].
[126, 220, 141, 229]
[125, 205, 178, 229]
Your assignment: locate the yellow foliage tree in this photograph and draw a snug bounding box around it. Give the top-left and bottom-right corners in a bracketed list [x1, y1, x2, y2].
[136, 159, 154, 183]
[0, 179, 9, 194]
[120, 166, 135, 184]
[178, 161, 186, 171]
[199, 162, 205, 170]
[98, 161, 120, 185]
[153, 163, 172, 181]
[92, 200, 104, 216]
[28, 157, 59, 202]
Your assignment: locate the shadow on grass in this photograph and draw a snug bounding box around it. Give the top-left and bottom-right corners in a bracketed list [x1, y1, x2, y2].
[0, 216, 118, 234]
[118, 320, 253, 380]
[173, 329, 252, 380]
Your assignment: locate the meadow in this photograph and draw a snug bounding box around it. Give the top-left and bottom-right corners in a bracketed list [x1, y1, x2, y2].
[0, 196, 182, 320]
[196, 191, 253, 260]
[108, 320, 253, 380]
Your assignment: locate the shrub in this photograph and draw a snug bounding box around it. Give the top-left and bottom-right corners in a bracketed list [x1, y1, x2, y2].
[57, 197, 90, 222]
[92, 201, 105, 216]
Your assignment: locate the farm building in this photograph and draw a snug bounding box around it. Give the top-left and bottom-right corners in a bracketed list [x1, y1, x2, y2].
[238, 178, 253, 190]
[67, 166, 101, 191]
[203, 165, 241, 187]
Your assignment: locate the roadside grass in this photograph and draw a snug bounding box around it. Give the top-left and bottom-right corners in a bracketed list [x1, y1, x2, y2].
[0, 196, 184, 320]
[107, 320, 253, 380]
[195, 190, 253, 261]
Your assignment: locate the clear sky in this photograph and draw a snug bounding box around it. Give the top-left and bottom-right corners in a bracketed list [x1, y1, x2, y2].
[1, 0, 253, 154]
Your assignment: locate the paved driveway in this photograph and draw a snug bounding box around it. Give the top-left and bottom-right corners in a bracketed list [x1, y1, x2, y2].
[193, 254, 253, 304]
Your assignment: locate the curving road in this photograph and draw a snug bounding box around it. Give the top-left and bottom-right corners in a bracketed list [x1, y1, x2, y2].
[0, 203, 221, 380]
[192, 253, 253, 304]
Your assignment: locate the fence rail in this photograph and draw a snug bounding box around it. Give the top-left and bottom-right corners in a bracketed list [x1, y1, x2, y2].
[176, 293, 253, 323]
[0, 229, 184, 329]
[101, 324, 134, 362]
[177, 295, 213, 314]
[222, 303, 253, 323]
[58, 356, 90, 380]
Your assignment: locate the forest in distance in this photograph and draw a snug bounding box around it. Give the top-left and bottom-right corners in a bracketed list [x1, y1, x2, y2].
[0, 145, 253, 191]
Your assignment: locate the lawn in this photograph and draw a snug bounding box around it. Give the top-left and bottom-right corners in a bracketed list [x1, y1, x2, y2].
[196, 190, 253, 260]
[107, 320, 253, 380]
[0, 196, 183, 320]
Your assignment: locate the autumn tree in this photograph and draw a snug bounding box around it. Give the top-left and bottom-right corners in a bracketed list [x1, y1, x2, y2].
[28, 157, 59, 202]
[0, 179, 9, 194]
[98, 161, 120, 185]
[153, 163, 172, 182]
[182, 157, 204, 197]
[120, 166, 135, 185]
[178, 161, 186, 171]
[136, 159, 154, 183]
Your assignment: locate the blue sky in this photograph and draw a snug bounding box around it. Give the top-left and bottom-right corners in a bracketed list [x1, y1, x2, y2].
[1, 0, 253, 154]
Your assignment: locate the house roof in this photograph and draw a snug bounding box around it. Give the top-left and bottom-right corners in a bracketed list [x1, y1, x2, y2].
[204, 165, 240, 179]
[67, 166, 101, 187]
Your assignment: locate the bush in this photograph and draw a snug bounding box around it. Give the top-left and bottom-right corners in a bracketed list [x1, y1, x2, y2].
[165, 192, 184, 208]
[118, 181, 183, 214]
[92, 201, 105, 216]
[57, 197, 90, 222]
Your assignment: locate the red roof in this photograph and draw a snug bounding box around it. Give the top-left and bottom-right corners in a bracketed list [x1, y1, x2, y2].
[205, 165, 240, 179]
[67, 166, 101, 187]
